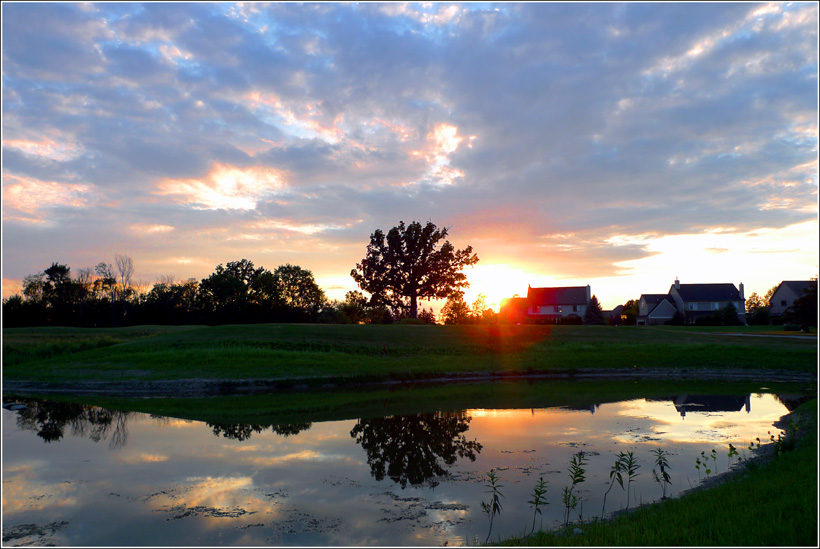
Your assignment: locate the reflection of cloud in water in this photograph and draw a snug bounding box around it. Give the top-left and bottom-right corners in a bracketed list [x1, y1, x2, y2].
[606, 394, 789, 445]
[244, 450, 358, 467]
[2, 474, 81, 513]
[118, 452, 169, 464]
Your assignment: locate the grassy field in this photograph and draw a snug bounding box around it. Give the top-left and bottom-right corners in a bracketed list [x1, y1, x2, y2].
[497, 399, 818, 547]
[3, 323, 817, 386]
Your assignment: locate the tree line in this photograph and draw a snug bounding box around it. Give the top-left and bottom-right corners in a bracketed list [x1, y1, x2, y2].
[2, 257, 347, 327]
[3, 220, 478, 328]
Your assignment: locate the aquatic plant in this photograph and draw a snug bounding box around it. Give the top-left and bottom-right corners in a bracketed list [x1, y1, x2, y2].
[527, 476, 549, 535]
[651, 448, 672, 499]
[480, 470, 504, 544]
[727, 443, 740, 467]
[600, 453, 625, 519]
[622, 451, 640, 511]
[562, 451, 588, 526]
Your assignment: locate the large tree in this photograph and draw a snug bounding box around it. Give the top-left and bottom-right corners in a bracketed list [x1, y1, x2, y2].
[351, 220, 479, 318]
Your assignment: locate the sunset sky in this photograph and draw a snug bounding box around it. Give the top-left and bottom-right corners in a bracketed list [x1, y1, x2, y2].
[2, 2, 817, 312]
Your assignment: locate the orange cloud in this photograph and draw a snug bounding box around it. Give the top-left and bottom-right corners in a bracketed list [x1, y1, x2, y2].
[3, 136, 81, 161]
[2, 174, 95, 222]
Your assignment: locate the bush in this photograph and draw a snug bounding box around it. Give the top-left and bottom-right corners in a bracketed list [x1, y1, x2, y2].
[396, 318, 428, 325]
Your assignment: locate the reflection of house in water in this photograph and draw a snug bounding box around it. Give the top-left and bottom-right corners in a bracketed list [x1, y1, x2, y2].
[561, 404, 601, 415]
[673, 394, 751, 418]
[530, 404, 601, 415]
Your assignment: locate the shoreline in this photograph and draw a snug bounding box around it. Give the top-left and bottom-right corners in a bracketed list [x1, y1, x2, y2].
[3, 367, 816, 398]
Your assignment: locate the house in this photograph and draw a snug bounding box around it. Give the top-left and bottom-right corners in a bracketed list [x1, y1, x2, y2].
[636, 294, 678, 325]
[606, 304, 624, 324]
[668, 278, 746, 325]
[499, 285, 592, 323]
[526, 285, 590, 320]
[768, 281, 813, 319]
[498, 295, 529, 324]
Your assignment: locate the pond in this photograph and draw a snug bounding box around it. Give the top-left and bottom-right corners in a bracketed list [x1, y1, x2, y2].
[1, 381, 808, 546]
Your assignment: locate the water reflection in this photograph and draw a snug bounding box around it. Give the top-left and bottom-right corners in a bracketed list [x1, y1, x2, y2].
[350, 412, 482, 488]
[673, 394, 750, 418]
[209, 422, 313, 441]
[9, 399, 132, 447]
[1, 388, 807, 546]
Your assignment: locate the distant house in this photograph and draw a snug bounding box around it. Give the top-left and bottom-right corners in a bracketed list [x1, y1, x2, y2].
[636, 294, 677, 326]
[668, 278, 746, 325]
[607, 304, 624, 324]
[526, 285, 590, 320]
[768, 281, 813, 319]
[499, 285, 592, 323]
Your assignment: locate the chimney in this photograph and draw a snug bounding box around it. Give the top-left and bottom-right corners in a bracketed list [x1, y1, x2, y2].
[674, 277, 680, 290]
[586, 284, 591, 302]
[739, 282, 744, 300]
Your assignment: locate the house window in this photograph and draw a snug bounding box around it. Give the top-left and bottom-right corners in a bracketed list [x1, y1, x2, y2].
[573, 305, 578, 312]
[689, 303, 696, 311]
[781, 300, 787, 306]
[555, 306, 563, 313]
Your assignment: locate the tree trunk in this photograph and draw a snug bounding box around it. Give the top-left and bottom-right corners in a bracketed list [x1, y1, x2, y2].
[410, 292, 418, 319]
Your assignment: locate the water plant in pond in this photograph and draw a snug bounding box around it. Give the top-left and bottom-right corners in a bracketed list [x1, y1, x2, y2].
[727, 443, 740, 467]
[710, 448, 718, 474]
[600, 452, 626, 519]
[622, 451, 640, 511]
[527, 476, 549, 535]
[562, 451, 588, 526]
[651, 448, 672, 499]
[480, 470, 504, 544]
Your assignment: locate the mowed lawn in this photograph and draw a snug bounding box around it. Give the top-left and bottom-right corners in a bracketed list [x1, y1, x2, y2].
[3, 323, 817, 384]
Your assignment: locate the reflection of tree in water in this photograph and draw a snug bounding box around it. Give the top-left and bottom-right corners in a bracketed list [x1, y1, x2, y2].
[350, 411, 483, 488]
[208, 422, 313, 441]
[10, 399, 131, 448]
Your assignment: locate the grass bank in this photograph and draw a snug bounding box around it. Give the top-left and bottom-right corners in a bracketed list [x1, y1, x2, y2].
[497, 399, 818, 547]
[3, 324, 817, 388]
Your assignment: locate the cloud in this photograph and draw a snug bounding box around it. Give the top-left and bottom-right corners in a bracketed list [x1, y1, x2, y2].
[2, 174, 97, 224]
[154, 163, 286, 210]
[1, 2, 816, 305]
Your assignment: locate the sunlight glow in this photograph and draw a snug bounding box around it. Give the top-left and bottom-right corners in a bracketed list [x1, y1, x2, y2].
[462, 264, 536, 312]
[409, 123, 468, 186]
[154, 163, 285, 210]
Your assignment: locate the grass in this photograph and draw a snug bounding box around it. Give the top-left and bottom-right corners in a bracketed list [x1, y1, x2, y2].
[3, 323, 817, 385]
[497, 399, 818, 547]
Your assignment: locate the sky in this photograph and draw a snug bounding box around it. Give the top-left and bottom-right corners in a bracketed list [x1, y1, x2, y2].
[2, 1, 818, 312]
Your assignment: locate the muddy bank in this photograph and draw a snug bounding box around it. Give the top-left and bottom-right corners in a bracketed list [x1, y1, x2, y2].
[3, 367, 816, 398]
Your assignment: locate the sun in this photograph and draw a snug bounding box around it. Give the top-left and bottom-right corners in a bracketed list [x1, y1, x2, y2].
[462, 264, 533, 312]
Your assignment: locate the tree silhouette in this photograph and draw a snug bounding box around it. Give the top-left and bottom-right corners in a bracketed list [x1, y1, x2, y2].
[208, 422, 313, 441]
[351, 220, 479, 318]
[583, 295, 606, 325]
[350, 411, 483, 488]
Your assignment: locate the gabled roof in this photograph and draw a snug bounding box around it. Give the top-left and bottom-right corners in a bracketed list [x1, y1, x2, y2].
[774, 281, 813, 297]
[641, 294, 671, 305]
[671, 283, 742, 302]
[527, 286, 588, 305]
